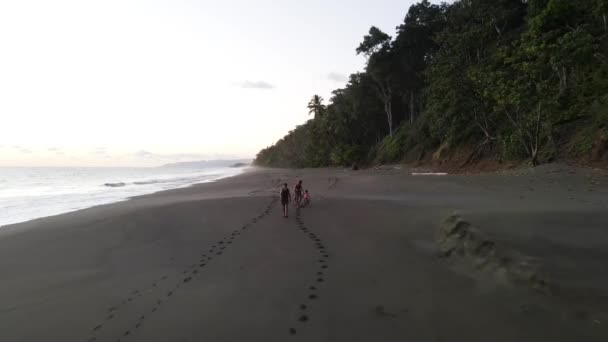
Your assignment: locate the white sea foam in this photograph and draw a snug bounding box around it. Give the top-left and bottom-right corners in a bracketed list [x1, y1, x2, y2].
[0, 165, 245, 227]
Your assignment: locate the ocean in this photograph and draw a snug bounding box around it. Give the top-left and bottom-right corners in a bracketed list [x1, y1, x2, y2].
[0, 165, 246, 227]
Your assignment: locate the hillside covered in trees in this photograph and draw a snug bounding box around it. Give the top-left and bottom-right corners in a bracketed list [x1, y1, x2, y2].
[255, 0, 608, 169]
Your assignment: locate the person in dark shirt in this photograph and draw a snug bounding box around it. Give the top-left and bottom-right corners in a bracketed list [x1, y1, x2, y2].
[280, 183, 291, 218]
[294, 180, 303, 207]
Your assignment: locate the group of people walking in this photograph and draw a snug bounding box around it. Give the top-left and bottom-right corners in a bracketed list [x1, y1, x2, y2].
[280, 180, 310, 218]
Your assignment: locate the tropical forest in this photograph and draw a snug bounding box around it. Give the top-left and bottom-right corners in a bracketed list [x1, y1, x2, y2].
[255, 0, 608, 169]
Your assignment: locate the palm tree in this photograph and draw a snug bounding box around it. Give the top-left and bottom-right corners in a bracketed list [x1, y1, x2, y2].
[307, 95, 326, 118]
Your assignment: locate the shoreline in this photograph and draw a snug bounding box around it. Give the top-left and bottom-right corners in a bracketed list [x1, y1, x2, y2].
[0, 165, 607, 341]
[0, 166, 248, 230]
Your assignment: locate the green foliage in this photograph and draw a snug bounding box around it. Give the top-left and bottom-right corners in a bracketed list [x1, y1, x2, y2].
[307, 95, 326, 118]
[499, 132, 529, 160]
[375, 128, 408, 163]
[591, 94, 608, 129]
[565, 125, 598, 157]
[255, 0, 608, 168]
[373, 117, 438, 164]
[356, 26, 392, 57]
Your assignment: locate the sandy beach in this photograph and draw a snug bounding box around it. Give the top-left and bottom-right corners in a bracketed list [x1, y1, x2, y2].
[1, 165, 608, 342]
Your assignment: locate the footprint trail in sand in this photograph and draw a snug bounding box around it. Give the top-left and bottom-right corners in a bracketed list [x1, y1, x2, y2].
[287, 205, 331, 336]
[85, 196, 278, 342]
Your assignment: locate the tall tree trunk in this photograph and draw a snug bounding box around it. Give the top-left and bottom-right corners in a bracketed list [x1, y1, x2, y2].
[374, 79, 394, 137]
[473, 108, 494, 140]
[531, 102, 543, 166]
[504, 104, 544, 167]
[418, 92, 423, 120]
[385, 86, 393, 137]
[409, 90, 415, 124]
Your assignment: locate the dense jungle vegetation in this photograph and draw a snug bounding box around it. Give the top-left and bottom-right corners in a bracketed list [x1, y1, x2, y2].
[255, 0, 608, 168]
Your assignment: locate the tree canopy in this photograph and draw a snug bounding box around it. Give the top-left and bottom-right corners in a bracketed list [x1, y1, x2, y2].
[256, 0, 608, 168]
[307, 95, 326, 118]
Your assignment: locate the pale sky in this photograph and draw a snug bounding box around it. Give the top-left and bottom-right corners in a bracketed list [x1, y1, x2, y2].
[0, 0, 422, 167]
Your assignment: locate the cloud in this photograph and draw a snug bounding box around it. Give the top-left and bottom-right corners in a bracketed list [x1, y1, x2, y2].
[84, 147, 108, 155]
[134, 150, 156, 158]
[133, 150, 201, 160]
[327, 72, 348, 83]
[236, 80, 275, 89]
[131, 150, 239, 163]
[11, 145, 31, 153]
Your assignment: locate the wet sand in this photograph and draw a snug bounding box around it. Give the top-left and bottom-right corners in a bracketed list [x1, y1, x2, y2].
[0, 165, 607, 341]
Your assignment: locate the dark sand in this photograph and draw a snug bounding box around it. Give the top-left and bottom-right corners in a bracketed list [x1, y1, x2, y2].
[1, 165, 607, 341]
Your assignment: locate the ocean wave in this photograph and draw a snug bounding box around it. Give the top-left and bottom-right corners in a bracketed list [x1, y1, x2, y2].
[133, 177, 192, 185]
[101, 170, 227, 190]
[133, 174, 221, 186]
[104, 182, 127, 187]
[105, 175, 214, 188]
[133, 177, 192, 186]
[133, 180, 161, 185]
[1, 166, 244, 228]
